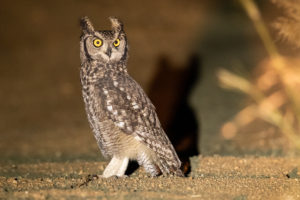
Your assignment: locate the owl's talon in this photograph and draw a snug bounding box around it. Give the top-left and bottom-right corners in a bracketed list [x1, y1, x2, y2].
[99, 175, 128, 179]
[118, 175, 128, 178]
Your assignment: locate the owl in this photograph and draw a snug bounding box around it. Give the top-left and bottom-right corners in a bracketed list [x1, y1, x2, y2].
[79, 16, 183, 177]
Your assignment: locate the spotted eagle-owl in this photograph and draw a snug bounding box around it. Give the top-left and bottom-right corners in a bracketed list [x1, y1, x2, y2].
[79, 16, 183, 177]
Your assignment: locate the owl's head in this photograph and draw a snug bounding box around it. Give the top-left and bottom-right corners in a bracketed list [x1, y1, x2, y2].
[80, 16, 128, 64]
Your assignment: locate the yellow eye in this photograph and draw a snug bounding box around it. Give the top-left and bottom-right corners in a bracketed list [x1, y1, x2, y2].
[93, 39, 102, 47]
[113, 39, 120, 47]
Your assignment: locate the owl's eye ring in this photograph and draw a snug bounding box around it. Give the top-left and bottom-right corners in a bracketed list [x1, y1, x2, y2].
[93, 39, 102, 47]
[113, 39, 120, 47]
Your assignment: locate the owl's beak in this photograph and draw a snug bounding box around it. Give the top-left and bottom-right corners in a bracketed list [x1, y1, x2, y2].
[105, 47, 112, 58]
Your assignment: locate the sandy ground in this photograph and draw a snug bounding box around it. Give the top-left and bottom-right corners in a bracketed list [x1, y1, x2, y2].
[1, 156, 300, 200]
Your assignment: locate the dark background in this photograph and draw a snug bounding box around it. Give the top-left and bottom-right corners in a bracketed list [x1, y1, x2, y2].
[0, 0, 288, 163]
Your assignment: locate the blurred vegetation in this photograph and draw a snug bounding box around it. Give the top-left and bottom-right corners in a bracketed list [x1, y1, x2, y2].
[218, 0, 300, 153]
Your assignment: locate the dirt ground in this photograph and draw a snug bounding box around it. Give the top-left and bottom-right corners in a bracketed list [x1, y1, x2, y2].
[1, 156, 300, 199]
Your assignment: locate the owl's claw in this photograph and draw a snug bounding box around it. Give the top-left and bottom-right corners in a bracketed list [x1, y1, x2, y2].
[98, 174, 128, 179]
[116, 175, 128, 178]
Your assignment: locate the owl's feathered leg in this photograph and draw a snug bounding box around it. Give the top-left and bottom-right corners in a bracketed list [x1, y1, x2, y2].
[116, 157, 129, 176]
[137, 152, 161, 176]
[102, 156, 129, 178]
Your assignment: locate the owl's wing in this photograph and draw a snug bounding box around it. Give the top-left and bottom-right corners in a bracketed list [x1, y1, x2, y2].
[96, 75, 182, 172]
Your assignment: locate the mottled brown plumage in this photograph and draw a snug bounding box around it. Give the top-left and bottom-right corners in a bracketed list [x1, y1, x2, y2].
[79, 16, 183, 177]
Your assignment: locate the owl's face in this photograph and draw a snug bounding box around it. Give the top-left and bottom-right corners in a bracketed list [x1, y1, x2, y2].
[80, 17, 128, 64]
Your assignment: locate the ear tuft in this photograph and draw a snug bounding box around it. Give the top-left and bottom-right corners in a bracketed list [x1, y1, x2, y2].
[80, 16, 94, 34]
[109, 16, 123, 32]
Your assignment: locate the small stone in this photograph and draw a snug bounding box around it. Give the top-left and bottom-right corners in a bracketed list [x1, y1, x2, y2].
[286, 168, 300, 179]
[45, 178, 52, 183]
